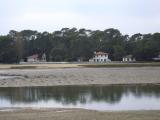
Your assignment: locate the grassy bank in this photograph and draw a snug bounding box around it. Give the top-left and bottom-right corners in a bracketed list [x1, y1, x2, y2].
[0, 63, 80, 69]
[79, 62, 160, 68]
[0, 62, 160, 69]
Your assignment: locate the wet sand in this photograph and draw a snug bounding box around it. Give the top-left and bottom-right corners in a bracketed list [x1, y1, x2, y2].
[0, 108, 160, 120]
[0, 67, 160, 87]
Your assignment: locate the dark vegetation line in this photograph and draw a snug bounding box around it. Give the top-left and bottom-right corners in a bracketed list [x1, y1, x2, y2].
[0, 28, 160, 63]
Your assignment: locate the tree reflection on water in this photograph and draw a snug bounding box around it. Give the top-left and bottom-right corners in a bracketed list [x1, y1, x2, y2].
[0, 85, 160, 105]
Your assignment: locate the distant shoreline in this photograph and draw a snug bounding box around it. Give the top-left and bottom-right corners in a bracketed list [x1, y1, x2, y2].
[0, 62, 160, 69]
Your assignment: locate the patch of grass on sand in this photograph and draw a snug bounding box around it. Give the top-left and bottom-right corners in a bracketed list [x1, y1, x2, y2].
[80, 62, 160, 68]
[10, 66, 37, 69]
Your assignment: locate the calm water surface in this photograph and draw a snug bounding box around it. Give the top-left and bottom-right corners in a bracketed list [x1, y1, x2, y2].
[0, 85, 160, 111]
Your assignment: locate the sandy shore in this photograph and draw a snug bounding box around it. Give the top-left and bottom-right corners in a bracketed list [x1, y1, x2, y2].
[0, 108, 160, 120]
[0, 67, 160, 87]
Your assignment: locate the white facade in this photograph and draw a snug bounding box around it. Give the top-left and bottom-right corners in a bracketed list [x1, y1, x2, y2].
[27, 54, 39, 62]
[123, 57, 132, 62]
[90, 52, 111, 62]
[27, 58, 38, 62]
[93, 54, 109, 62]
[122, 55, 136, 62]
[26, 53, 47, 63]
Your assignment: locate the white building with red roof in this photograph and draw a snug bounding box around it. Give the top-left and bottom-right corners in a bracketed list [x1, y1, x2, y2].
[27, 54, 39, 62]
[89, 51, 111, 62]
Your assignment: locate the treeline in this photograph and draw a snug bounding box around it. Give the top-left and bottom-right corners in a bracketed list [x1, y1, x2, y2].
[0, 28, 160, 63]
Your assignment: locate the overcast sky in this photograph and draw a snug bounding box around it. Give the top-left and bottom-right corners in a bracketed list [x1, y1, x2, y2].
[1, 0, 160, 35]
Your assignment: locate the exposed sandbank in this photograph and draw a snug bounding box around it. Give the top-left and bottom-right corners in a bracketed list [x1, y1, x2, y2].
[0, 67, 160, 87]
[0, 108, 160, 120]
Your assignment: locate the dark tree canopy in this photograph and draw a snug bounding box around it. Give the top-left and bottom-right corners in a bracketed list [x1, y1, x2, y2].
[0, 28, 160, 63]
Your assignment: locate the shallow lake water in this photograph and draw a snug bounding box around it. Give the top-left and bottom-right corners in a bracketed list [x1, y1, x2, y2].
[0, 85, 160, 111]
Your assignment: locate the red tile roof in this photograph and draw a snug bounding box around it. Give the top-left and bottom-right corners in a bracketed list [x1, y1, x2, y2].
[95, 52, 108, 55]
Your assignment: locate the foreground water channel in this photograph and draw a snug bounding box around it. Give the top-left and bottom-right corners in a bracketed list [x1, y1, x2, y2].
[0, 85, 160, 111]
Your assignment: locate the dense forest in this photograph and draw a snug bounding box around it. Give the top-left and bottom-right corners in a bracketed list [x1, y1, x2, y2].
[0, 28, 160, 63]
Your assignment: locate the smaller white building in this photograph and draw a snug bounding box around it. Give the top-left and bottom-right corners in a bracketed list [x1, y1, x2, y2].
[27, 54, 39, 62]
[89, 52, 111, 62]
[123, 55, 136, 62]
[153, 54, 160, 61]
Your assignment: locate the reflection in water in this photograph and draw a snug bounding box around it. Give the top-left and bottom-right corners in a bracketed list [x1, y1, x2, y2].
[0, 85, 160, 110]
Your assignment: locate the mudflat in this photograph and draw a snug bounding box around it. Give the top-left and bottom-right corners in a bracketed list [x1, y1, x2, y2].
[0, 108, 160, 120]
[0, 67, 160, 87]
